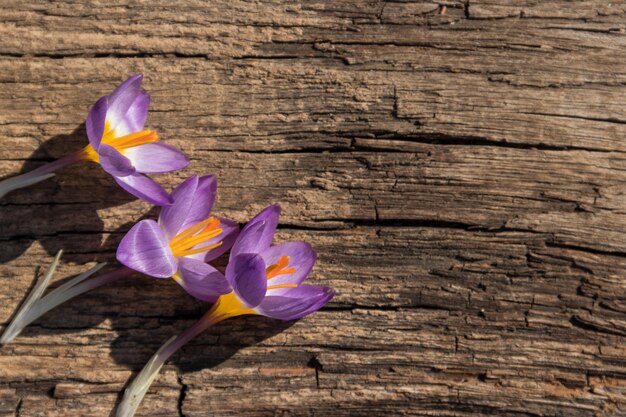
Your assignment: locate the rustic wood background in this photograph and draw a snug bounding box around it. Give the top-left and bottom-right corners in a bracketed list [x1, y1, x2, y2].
[1, 1, 626, 416]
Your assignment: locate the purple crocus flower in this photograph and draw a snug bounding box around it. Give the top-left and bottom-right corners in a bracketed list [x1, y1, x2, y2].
[1, 175, 238, 346]
[0, 74, 188, 205]
[117, 204, 334, 417]
[116, 175, 238, 301]
[222, 204, 335, 320]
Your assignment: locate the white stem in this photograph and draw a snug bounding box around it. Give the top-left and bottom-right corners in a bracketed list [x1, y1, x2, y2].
[116, 303, 231, 417]
[0, 250, 64, 344]
[45, 261, 107, 300]
[115, 335, 178, 417]
[22, 264, 112, 325]
[0, 150, 85, 199]
[0, 255, 134, 345]
[0, 173, 55, 199]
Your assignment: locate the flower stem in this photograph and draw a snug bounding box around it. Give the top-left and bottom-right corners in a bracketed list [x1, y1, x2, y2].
[0, 251, 65, 345]
[0, 149, 88, 199]
[116, 299, 235, 417]
[0, 253, 134, 345]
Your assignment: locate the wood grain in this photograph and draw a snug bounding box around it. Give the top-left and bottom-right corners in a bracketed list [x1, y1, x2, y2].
[1, 1, 626, 416]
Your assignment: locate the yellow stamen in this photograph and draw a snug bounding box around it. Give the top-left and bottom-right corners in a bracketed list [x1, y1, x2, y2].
[169, 217, 223, 257]
[170, 218, 214, 245]
[267, 283, 298, 290]
[174, 225, 222, 250]
[80, 120, 160, 164]
[100, 120, 159, 150]
[107, 130, 159, 150]
[265, 256, 298, 290]
[266, 255, 296, 280]
[176, 241, 223, 257]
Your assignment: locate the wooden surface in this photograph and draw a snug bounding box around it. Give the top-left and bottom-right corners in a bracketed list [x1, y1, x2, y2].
[1, 1, 626, 416]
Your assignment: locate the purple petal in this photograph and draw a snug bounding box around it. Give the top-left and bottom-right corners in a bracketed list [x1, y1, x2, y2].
[261, 242, 316, 287]
[158, 175, 216, 239]
[114, 172, 173, 206]
[109, 74, 143, 103]
[204, 217, 239, 261]
[108, 91, 150, 137]
[229, 205, 280, 258]
[230, 220, 266, 258]
[225, 253, 267, 308]
[86, 96, 108, 150]
[124, 142, 189, 174]
[106, 74, 144, 135]
[98, 144, 136, 177]
[175, 257, 231, 302]
[186, 217, 240, 263]
[256, 285, 335, 321]
[123, 91, 150, 133]
[242, 204, 280, 252]
[116, 219, 177, 278]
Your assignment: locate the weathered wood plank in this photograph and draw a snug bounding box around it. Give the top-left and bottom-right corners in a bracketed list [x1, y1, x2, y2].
[3, 145, 626, 255]
[1, 0, 626, 416]
[2, 53, 626, 152]
[2, 225, 626, 415]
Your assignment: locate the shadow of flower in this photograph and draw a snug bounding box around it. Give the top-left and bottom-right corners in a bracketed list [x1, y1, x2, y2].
[0, 124, 137, 264]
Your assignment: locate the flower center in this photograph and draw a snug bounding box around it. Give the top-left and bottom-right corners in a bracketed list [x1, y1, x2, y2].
[213, 291, 256, 318]
[82, 122, 159, 163]
[266, 255, 298, 290]
[105, 129, 159, 151]
[169, 217, 223, 257]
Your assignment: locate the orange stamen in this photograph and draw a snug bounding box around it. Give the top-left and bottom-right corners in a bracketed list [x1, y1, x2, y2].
[175, 227, 222, 250]
[170, 218, 214, 245]
[169, 217, 223, 257]
[107, 130, 159, 150]
[267, 283, 298, 290]
[266, 255, 296, 280]
[81, 120, 160, 164]
[176, 241, 223, 257]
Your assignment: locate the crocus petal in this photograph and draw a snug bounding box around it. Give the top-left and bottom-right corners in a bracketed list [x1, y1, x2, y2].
[203, 217, 239, 262]
[109, 74, 143, 103]
[86, 96, 108, 150]
[186, 217, 240, 263]
[106, 74, 144, 134]
[123, 91, 150, 134]
[116, 219, 177, 278]
[261, 242, 316, 287]
[226, 253, 267, 308]
[256, 285, 335, 321]
[229, 205, 281, 258]
[242, 204, 280, 252]
[124, 142, 189, 174]
[158, 175, 216, 239]
[230, 220, 266, 258]
[175, 257, 231, 302]
[98, 144, 136, 177]
[114, 172, 173, 206]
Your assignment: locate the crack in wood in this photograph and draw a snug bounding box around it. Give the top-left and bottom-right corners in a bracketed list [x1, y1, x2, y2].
[2, 1, 626, 416]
